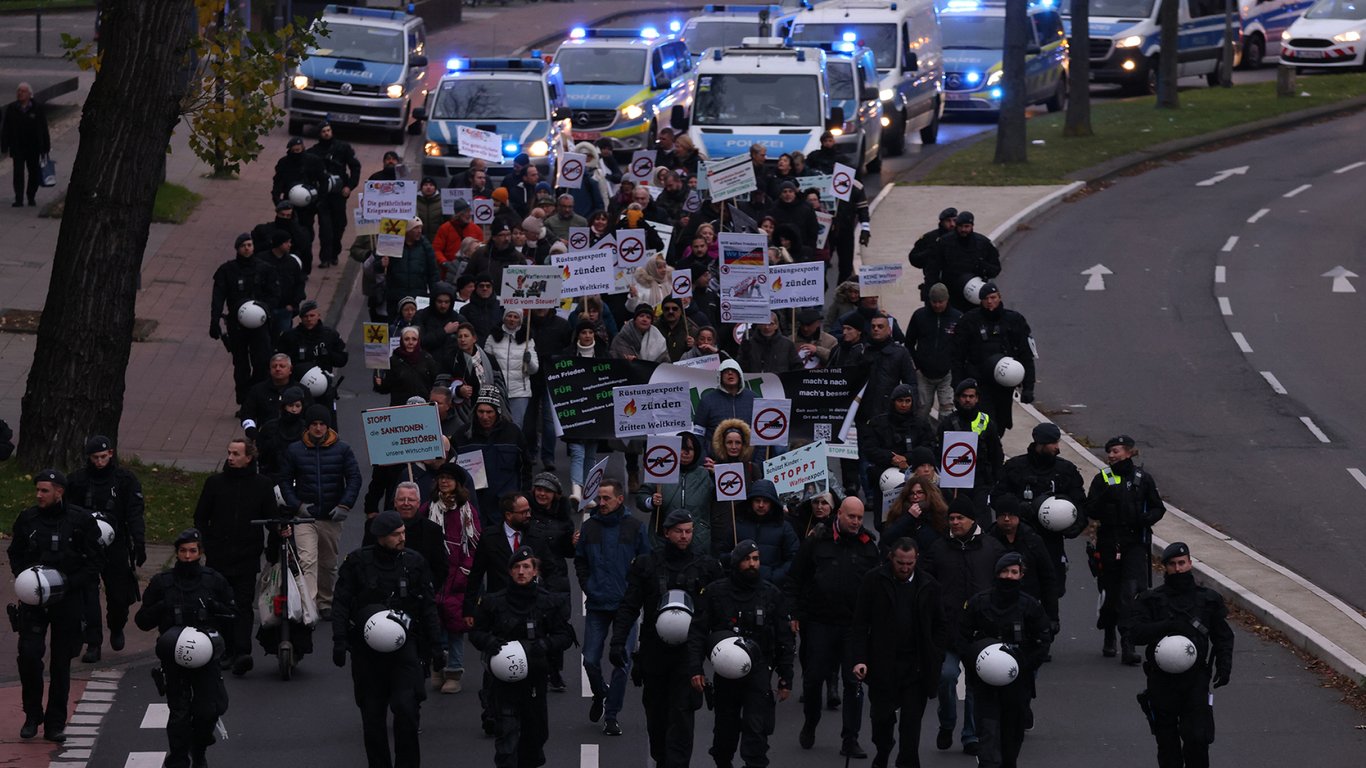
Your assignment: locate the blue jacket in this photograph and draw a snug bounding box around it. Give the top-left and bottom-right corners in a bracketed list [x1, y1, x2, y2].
[280, 429, 362, 512]
[574, 506, 651, 612]
[694, 386, 756, 447]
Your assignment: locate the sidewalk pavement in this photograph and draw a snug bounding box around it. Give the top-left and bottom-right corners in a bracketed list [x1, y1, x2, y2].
[865, 184, 1366, 688]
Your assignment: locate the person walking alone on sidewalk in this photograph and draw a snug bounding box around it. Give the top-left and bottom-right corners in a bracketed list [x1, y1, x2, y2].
[1, 82, 50, 208]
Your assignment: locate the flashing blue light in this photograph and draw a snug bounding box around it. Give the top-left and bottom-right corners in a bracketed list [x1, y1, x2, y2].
[990, 87, 1002, 99]
[504, 142, 519, 155]
[669, 20, 683, 33]
[834, 41, 855, 52]
[446, 57, 463, 71]
[842, 30, 857, 42]
[570, 27, 587, 39]
[641, 26, 660, 39]
[965, 71, 981, 84]
[945, 0, 980, 10]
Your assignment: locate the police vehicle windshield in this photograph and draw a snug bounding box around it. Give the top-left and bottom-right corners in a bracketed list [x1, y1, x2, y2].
[693, 73, 821, 126]
[684, 20, 766, 54]
[941, 17, 1007, 49]
[312, 23, 405, 64]
[431, 79, 547, 120]
[556, 48, 648, 84]
[826, 61, 856, 99]
[1079, 0, 1157, 17]
[1305, 0, 1366, 20]
[787, 24, 898, 69]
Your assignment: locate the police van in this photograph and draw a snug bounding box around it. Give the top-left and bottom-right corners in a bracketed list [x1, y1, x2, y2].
[552, 27, 695, 156]
[1066, 0, 1232, 93]
[681, 4, 787, 55]
[415, 58, 572, 184]
[676, 38, 835, 161]
[822, 44, 885, 172]
[1239, 0, 1315, 68]
[287, 4, 428, 142]
[938, 0, 1068, 117]
[780, 0, 945, 153]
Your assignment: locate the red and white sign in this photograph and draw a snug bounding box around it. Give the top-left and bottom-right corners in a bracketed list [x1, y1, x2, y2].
[671, 273, 693, 300]
[557, 152, 587, 189]
[750, 398, 792, 447]
[831, 162, 856, 202]
[939, 430, 979, 489]
[714, 463, 748, 502]
[616, 229, 647, 267]
[567, 226, 591, 252]
[471, 199, 495, 226]
[644, 435, 682, 485]
[628, 150, 655, 184]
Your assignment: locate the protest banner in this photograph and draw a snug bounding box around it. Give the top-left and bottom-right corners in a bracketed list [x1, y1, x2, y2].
[552, 248, 615, 297]
[706, 154, 758, 201]
[627, 150, 655, 184]
[764, 441, 829, 497]
[643, 435, 683, 485]
[363, 323, 390, 369]
[557, 152, 587, 189]
[362, 403, 445, 465]
[362, 180, 417, 220]
[830, 163, 857, 202]
[455, 126, 505, 164]
[859, 263, 903, 294]
[500, 265, 564, 309]
[940, 431, 980, 490]
[612, 382, 691, 438]
[769, 262, 825, 309]
[714, 463, 748, 502]
[719, 232, 770, 323]
[750, 398, 793, 447]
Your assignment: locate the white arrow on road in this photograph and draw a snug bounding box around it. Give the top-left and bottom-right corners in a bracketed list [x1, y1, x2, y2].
[1195, 166, 1250, 187]
[1081, 264, 1113, 291]
[1322, 266, 1358, 293]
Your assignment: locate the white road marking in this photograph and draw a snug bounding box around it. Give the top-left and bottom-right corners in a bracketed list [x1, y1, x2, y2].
[1283, 184, 1311, 198]
[63, 726, 98, 737]
[582, 665, 592, 698]
[1321, 266, 1358, 293]
[1218, 297, 1232, 316]
[581, 744, 600, 768]
[1231, 332, 1252, 353]
[140, 703, 169, 729]
[75, 701, 111, 714]
[1215, 266, 1226, 283]
[1334, 161, 1365, 174]
[868, 182, 896, 213]
[125, 754, 168, 768]
[90, 670, 123, 679]
[1221, 236, 1238, 252]
[1081, 264, 1112, 291]
[1300, 417, 1331, 443]
[79, 691, 114, 702]
[59, 749, 93, 759]
[1247, 208, 1270, 223]
[69, 714, 103, 725]
[83, 681, 118, 690]
[1195, 166, 1248, 186]
[63, 737, 95, 747]
[1260, 371, 1287, 394]
[1347, 468, 1366, 491]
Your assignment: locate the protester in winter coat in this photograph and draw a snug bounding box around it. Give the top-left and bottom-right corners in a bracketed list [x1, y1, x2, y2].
[636, 432, 715, 553]
[422, 462, 481, 694]
[483, 309, 539, 432]
[737, 312, 801, 374]
[373, 327, 439, 407]
[610, 304, 670, 362]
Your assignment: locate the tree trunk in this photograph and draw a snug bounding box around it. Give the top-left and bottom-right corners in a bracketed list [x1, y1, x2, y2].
[1157, 0, 1180, 109]
[1063, 0, 1093, 137]
[994, 0, 1030, 164]
[17, 0, 197, 470]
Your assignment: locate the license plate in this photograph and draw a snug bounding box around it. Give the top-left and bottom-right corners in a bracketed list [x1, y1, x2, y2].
[945, 92, 971, 100]
[572, 130, 601, 141]
[326, 113, 361, 124]
[1292, 49, 1324, 59]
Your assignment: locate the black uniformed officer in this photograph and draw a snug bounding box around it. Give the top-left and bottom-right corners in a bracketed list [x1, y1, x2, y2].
[1086, 434, 1165, 664]
[309, 121, 362, 267]
[210, 232, 281, 408]
[926, 210, 1002, 314]
[272, 136, 328, 272]
[907, 207, 957, 301]
[332, 509, 442, 768]
[470, 546, 574, 768]
[68, 434, 146, 663]
[134, 529, 234, 768]
[610, 510, 722, 768]
[994, 422, 1086, 603]
[959, 552, 1052, 768]
[688, 540, 796, 768]
[952, 282, 1035, 435]
[277, 298, 349, 416]
[8, 469, 103, 742]
[1128, 542, 1233, 768]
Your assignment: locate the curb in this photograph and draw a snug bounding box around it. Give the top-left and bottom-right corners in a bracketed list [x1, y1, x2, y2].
[984, 180, 1084, 249]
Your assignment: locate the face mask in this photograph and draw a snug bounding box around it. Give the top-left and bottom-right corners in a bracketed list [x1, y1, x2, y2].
[1165, 571, 1195, 590]
[737, 568, 760, 585]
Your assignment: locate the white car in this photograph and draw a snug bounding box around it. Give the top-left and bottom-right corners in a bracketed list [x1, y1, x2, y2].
[1280, 0, 1366, 69]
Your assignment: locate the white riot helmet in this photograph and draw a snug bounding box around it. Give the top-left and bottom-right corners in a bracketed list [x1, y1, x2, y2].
[1154, 635, 1198, 674]
[975, 643, 1020, 687]
[655, 589, 694, 646]
[287, 183, 316, 207]
[1037, 497, 1079, 532]
[363, 609, 410, 652]
[963, 276, 986, 305]
[325, 173, 343, 194]
[236, 301, 268, 329]
[490, 640, 530, 682]
[170, 627, 222, 669]
[709, 636, 753, 680]
[879, 467, 908, 497]
[13, 566, 66, 606]
[300, 366, 330, 397]
[94, 518, 116, 548]
[993, 356, 1025, 387]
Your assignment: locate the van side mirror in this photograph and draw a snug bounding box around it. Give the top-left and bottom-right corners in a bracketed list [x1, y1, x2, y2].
[553, 106, 572, 121]
[860, 86, 880, 102]
[656, 74, 672, 90]
[827, 106, 845, 129]
[1026, 44, 1041, 55]
[905, 51, 919, 71]
[410, 55, 428, 68]
[670, 104, 689, 132]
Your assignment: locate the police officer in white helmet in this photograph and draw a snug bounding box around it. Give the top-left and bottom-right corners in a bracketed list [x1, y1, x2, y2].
[134, 528, 235, 768]
[610, 510, 722, 768]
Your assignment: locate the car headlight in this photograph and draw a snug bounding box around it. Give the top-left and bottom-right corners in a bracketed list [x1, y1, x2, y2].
[386, 84, 405, 99]
[1333, 30, 1362, 42]
[528, 140, 550, 157]
[292, 75, 310, 90]
[424, 141, 441, 157]
[1115, 35, 1144, 49]
[878, 88, 895, 102]
[621, 104, 645, 121]
[830, 127, 844, 137]
[986, 71, 1003, 87]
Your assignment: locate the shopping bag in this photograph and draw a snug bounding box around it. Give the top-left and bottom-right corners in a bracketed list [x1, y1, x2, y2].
[284, 544, 320, 627]
[40, 156, 56, 187]
[255, 562, 283, 628]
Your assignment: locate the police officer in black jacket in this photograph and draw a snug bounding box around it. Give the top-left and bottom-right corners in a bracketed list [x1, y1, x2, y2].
[332, 510, 443, 768]
[1086, 434, 1165, 664]
[134, 529, 234, 768]
[8, 469, 104, 742]
[272, 136, 328, 272]
[611, 510, 722, 768]
[211, 233, 281, 409]
[959, 552, 1053, 768]
[67, 435, 146, 663]
[786, 497, 881, 758]
[926, 211, 1001, 314]
[309, 122, 362, 268]
[952, 282, 1035, 436]
[1127, 542, 1233, 768]
[688, 540, 796, 768]
[278, 299, 348, 416]
[994, 422, 1086, 602]
[470, 545, 574, 768]
[907, 208, 958, 301]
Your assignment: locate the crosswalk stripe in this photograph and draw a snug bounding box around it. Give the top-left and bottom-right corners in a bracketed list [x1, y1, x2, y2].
[124, 753, 167, 768]
[140, 703, 170, 729]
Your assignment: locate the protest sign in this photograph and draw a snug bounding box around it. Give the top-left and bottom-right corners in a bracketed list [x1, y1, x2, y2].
[814, 210, 833, 251]
[764, 441, 829, 497]
[719, 232, 770, 323]
[750, 398, 793, 447]
[456, 126, 505, 164]
[455, 450, 488, 490]
[567, 226, 591, 252]
[376, 217, 407, 257]
[362, 403, 445, 465]
[557, 152, 587, 189]
[940, 431, 979, 490]
[714, 462, 748, 502]
[859, 263, 903, 294]
[831, 163, 857, 202]
[643, 435, 683, 485]
[552, 249, 615, 297]
[362, 180, 417, 220]
[500, 265, 564, 309]
[627, 150, 655, 184]
[616, 229, 648, 269]
[769, 262, 825, 309]
[362, 323, 390, 369]
[670, 271, 693, 300]
[471, 199, 495, 227]
[612, 382, 691, 438]
[580, 457, 610, 511]
[706, 154, 758, 201]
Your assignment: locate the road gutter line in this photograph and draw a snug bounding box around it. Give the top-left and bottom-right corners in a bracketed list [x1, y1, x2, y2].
[1217, 297, 1232, 316]
[1259, 371, 1287, 395]
[1214, 265, 1226, 284]
[1283, 184, 1311, 198]
[1221, 235, 1238, 252]
[1347, 468, 1366, 492]
[1334, 161, 1365, 174]
[868, 182, 896, 213]
[1231, 332, 1252, 353]
[1299, 416, 1331, 443]
[1247, 208, 1269, 223]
